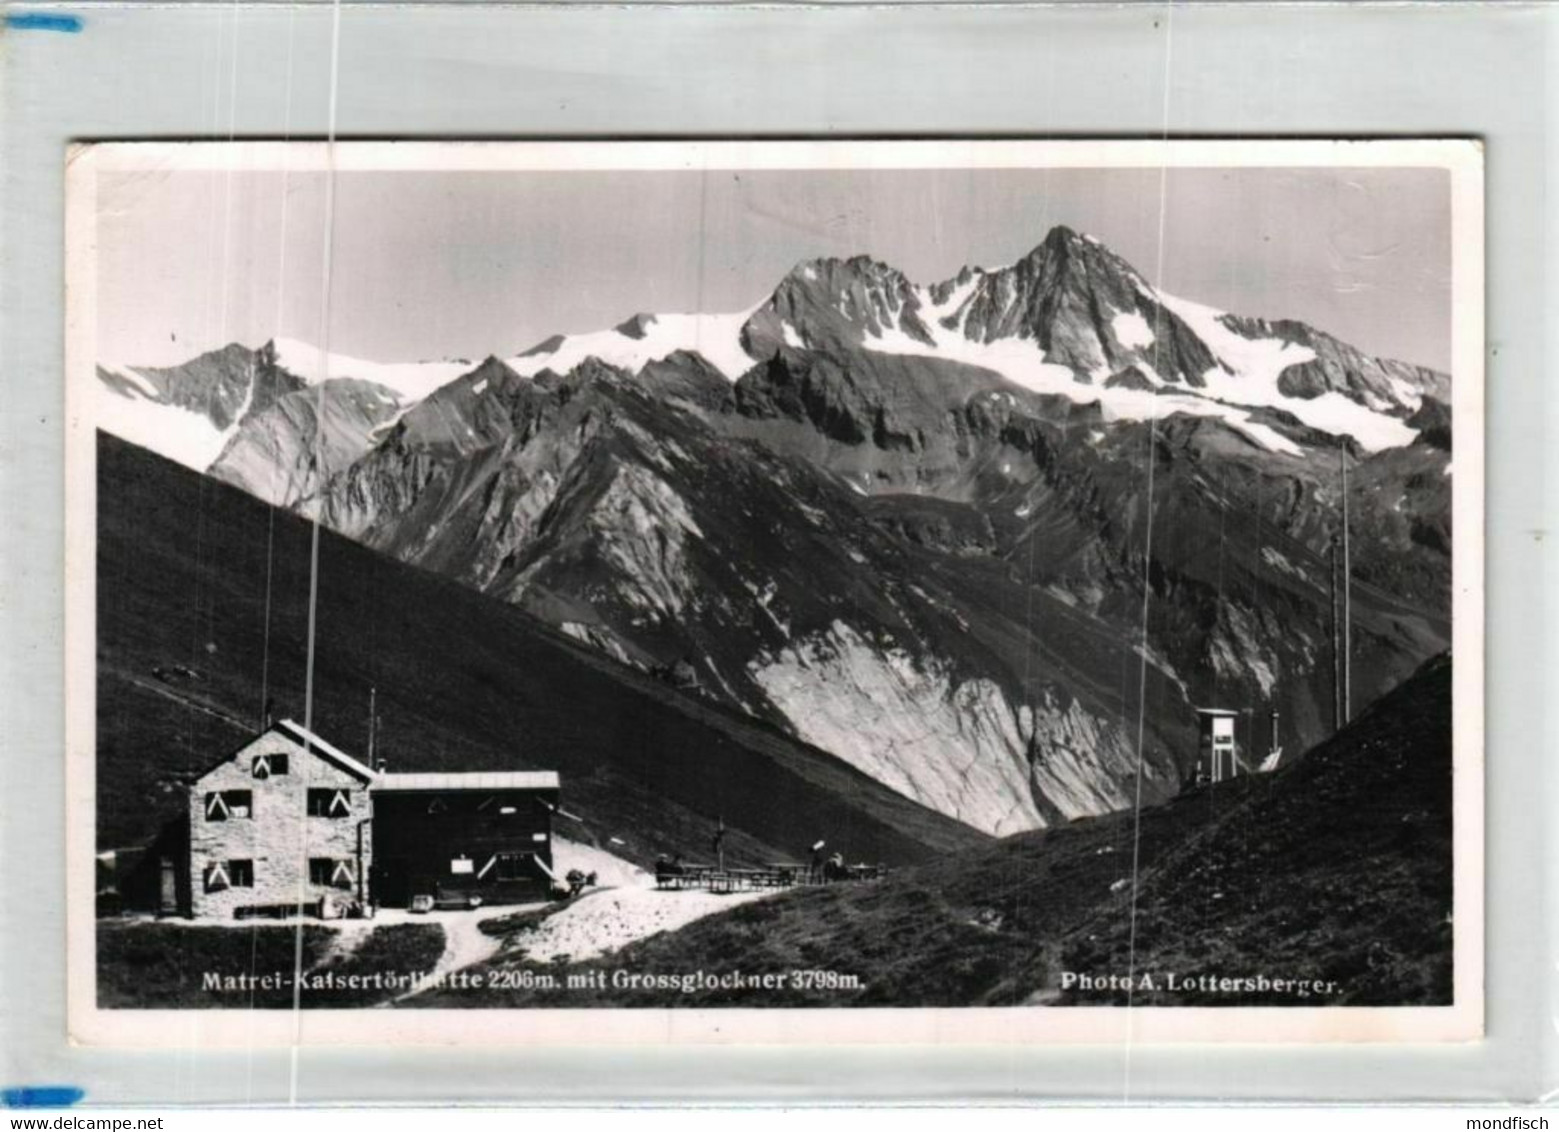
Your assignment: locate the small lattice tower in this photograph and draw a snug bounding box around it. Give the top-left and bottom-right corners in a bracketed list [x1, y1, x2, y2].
[1195, 708, 1240, 784]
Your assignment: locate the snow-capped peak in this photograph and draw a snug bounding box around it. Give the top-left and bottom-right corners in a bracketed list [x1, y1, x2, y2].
[505, 306, 761, 383]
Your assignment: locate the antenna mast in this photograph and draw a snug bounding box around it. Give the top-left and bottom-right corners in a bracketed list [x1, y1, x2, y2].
[367, 685, 378, 767]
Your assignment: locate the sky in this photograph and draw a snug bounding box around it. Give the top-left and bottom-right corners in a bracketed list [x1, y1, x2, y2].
[94, 163, 1452, 372]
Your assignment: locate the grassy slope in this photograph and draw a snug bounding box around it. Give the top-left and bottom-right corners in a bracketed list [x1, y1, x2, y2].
[96, 433, 987, 870]
[418, 654, 1451, 1008]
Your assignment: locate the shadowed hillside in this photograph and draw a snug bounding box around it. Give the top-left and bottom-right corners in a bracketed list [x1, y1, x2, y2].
[101, 225, 1453, 840]
[95, 433, 988, 869]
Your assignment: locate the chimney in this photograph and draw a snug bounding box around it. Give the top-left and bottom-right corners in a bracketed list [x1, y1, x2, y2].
[375, 759, 388, 775]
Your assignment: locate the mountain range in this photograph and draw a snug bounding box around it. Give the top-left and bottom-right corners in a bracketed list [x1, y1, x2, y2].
[95, 225, 1452, 837]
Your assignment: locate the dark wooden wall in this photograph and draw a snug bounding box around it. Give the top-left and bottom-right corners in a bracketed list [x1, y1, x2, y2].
[369, 789, 557, 908]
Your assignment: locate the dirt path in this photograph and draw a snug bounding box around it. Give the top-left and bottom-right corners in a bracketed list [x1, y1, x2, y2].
[436, 913, 501, 975]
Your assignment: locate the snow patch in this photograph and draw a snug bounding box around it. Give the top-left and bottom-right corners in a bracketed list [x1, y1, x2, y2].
[588, 464, 703, 618]
[559, 622, 634, 666]
[1027, 688, 1149, 820]
[864, 324, 1079, 397]
[94, 374, 233, 470]
[1389, 376, 1425, 413]
[1227, 418, 1305, 457]
[742, 578, 792, 637]
[1111, 310, 1155, 350]
[781, 322, 807, 350]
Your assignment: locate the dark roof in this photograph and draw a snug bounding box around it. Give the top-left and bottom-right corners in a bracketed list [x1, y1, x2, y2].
[274, 719, 377, 781]
[372, 771, 559, 792]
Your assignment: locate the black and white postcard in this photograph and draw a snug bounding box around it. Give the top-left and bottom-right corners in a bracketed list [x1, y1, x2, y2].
[64, 140, 1483, 1046]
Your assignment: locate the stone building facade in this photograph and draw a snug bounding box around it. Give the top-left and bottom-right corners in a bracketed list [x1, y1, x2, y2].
[181, 719, 559, 919]
[187, 720, 375, 919]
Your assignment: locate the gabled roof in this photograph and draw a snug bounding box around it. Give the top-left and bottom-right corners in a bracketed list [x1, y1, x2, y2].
[191, 719, 373, 785]
[372, 771, 560, 793]
[273, 718, 377, 782]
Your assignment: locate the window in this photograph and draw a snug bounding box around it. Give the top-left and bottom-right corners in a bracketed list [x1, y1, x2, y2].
[252, 753, 289, 779]
[307, 788, 352, 818]
[203, 859, 254, 892]
[309, 858, 356, 889]
[204, 790, 252, 821]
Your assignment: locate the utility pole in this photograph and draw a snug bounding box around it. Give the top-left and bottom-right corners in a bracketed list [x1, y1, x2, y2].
[367, 685, 378, 770]
[1329, 535, 1343, 733]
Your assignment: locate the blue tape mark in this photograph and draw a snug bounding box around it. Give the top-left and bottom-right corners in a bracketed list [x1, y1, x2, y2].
[4, 12, 84, 32]
[1, 1086, 87, 1108]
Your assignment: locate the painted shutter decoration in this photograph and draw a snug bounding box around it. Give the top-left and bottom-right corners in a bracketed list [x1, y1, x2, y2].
[328, 789, 351, 818]
[205, 793, 230, 821]
[204, 861, 231, 891]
